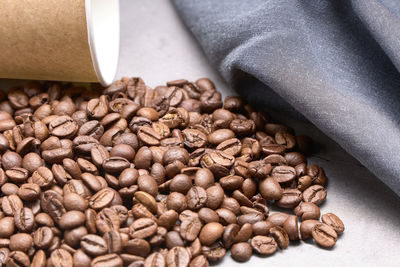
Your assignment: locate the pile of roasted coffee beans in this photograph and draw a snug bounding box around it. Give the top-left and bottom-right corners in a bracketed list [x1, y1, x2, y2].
[0, 77, 344, 266]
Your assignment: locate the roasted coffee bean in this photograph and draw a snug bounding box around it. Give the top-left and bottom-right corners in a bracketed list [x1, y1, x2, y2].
[129, 218, 157, 239]
[312, 223, 338, 248]
[80, 235, 108, 256]
[294, 202, 320, 221]
[269, 226, 289, 249]
[14, 207, 34, 232]
[0, 77, 342, 263]
[251, 235, 278, 255]
[91, 253, 123, 267]
[7, 251, 30, 267]
[51, 248, 73, 267]
[276, 188, 302, 209]
[307, 165, 327, 185]
[199, 222, 224, 246]
[231, 242, 252, 262]
[302, 185, 327, 205]
[9, 233, 33, 252]
[166, 246, 191, 267]
[33, 226, 54, 249]
[201, 243, 226, 262]
[321, 213, 345, 234]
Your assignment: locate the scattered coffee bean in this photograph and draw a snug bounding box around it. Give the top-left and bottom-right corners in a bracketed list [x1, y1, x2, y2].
[0, 77, 343, 264]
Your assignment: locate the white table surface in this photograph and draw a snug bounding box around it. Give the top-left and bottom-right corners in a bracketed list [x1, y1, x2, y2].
[1, 1, 399, 266]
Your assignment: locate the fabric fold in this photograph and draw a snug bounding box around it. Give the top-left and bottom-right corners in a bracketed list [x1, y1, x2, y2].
[172, 0, 400, 196]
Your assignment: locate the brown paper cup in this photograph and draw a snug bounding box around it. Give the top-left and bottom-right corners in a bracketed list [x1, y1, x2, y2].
[0, 0, 120, 85]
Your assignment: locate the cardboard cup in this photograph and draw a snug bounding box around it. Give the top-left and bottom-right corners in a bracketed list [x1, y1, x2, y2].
[0, 0, 120, 86]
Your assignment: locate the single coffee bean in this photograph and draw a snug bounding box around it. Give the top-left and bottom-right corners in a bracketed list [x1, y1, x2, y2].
[259, 177, 283, 200]
[201, 243, 226, 262]
[124, 238, 151, 257]
[276, 188, 302, 209]
[90, 188, 118, 210]
[186, 186, 207, 210]
[110, 144, 136, 161]
[144, 252, 166, 267]
[2, 151, 22, 170]
[31, 249, 46, 267]
[180, 216, 202, 242]
[33, 226, 54, 249]
[51, 248, 73, 267]
[59, 210, 85, 230]
[294, 202, 320, 221]
[62, 193, 88, 211]
[129, 218, 158, 239]
[321, 213, 345, 234]
[49, 115, 78, 138]
[231, 242, 252, 262]
[32, 166, 54, 187]
[14, 207, 34, 232]
[102, 157, 130, 173]
[307, 164, 327, 185]
[251, 235, 278, 255]
[80, 234, 108, 257]
[103, 231, 122, 254]
[2, 194, 23, 216]
[302, 185, 327, 205]
[91, 253, 123, 267]
[18, 183, 41, 201]
[194, 168, 214, 189]
[199, 222, 224, 246]
[0, 217, 15, 238]
[166, 246, 191, 267]
[7, 251, 30, 267]
[311, 223, 338, 248]
[9, 233, 33, 252]
[96, 208, 120, 234]
[198, 208, 219, 224]
[269, 226, 289, 249]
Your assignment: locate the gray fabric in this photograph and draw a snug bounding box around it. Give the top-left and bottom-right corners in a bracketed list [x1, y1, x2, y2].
[172, 0, 400, 196]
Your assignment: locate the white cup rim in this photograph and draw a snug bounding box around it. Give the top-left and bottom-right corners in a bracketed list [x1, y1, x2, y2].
[85, 0, 120, 86]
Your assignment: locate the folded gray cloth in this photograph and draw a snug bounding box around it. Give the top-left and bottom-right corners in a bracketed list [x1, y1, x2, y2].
[172, 0, 400, 196]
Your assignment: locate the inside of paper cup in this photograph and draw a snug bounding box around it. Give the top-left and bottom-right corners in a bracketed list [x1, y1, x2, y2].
[86, 0, 120, 86]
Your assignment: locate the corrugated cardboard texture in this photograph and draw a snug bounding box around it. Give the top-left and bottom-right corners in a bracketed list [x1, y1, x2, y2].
[0, 0, 97, 82]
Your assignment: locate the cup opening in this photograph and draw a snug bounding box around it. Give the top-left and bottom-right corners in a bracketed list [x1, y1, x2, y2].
[85, 0, 120, 86]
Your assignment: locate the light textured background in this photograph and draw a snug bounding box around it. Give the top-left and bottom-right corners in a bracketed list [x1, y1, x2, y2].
[117, 1, 400, 266]
[0, 0, 399, 266]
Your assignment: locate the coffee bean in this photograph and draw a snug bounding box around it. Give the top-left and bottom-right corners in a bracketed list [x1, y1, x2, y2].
[9, 233, 33, 252]
[231, 242, 252, 262]
[14, 207, 34, 232]
[81, 234, 108, 256]
[96, 208, 120, 234]
[49, 115, 78, 138]
[129, 218, 157, 239]
[294, 202, 320, 221]
[59, 211, 85, 230]
[201, 243, 226, 262]
[91, 253, 123, 267]
[33, 226, 54, 249]
[321, 213, 345, 234]
[32, 166, 54, 187]
[145, 252, 166, 267]
[124, 238, 151, 257]
[18, 183, 41, 201]
[302, 185, 327, 205]
[51, 248, 73, 267]
[199, 222, 224, 246]
[89, 188, 115, 210]
[283, 215, 299, 241]
[269, 226, 289, 249]
[276, 188, 302, 209]
[312, 223, 338, 248]
[2, 151, 22, 170]
[251, 235, 278, 255]
[31, 249, 46, 267]
[7, 251, 30, 267]
[2, 194, 23, 216]
[307, 165, 327, 185]
[166, 246, 190, 267]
